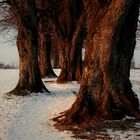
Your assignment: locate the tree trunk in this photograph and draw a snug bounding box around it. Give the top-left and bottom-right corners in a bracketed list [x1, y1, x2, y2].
[54, 0, 140, 126]
[68, 19, 86, 82]
[67, 46, 82, 82]
[56, 39, 83, 83]
[56, 14, 85, 83]
[56, 40, 71, 83]
[51, 42, 60, 69]
[45, 33, 57, 78]
[38, 31, 47, 78]
[10, 0, 49, 95]
[37, 0, 57, 78]
[51, 0, 84, 83]
[38, 31, 57, 78]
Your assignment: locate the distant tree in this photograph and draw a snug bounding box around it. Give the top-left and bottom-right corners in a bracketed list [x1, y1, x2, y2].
[7, 0, 49, 95]
[0, 63, 5, 68]
[36, 0, 57, 78]
[54, 0, 140, 127]
[51, 0, 86, 83]
[50, 40, 60, 69]
[0, 0, 16, 31]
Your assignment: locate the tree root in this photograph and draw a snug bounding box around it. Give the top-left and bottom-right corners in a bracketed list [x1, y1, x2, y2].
[7, 89, 31, 96]
[7, 85, 50, 96]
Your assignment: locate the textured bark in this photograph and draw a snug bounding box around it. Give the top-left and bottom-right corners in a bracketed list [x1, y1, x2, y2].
[56, 40, 70, 83]
[56, 38, 83, 83]
[38, 32, 47, 77]
[37, 0, 57, 78]
[52, 0, 84, 83]
[68, 19, 86, 82]
[53, 0, 140, 126]
[38, 31, 57, 78]
[56, 19, 85, 83]
[10, 0, 49, 95]
[45, 34, 57, 77]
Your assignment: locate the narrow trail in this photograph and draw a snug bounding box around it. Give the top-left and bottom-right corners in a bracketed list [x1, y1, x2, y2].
[5, 82, 78, 140]
[6, 94, 74, 140]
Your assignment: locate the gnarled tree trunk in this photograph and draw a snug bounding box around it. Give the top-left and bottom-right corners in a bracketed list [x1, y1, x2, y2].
[68, 22, 86, 82]
[51, 0, 84, 83]
[10, 0, 49, 95]
[54, 0, 140, 126]
[38, 31, 47, 78]
[56, 38, 83, 83]
[56, 14, 85, 83]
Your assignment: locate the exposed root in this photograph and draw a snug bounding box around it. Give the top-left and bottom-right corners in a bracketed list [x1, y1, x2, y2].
[7, 86, 50, 96]
[52, 90, 140, 131]
[111, 91, 140, 120]
[7, 89, 31, 96]
[70, 118, 140, 140]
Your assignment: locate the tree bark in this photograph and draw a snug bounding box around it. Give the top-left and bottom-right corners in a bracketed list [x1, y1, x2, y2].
[10, 0, 49, 95]
[54, 0, 140, 126]
[38, 31, 47, 78]
[56, 13, 85, 83]
[50, 42, 60, 69]
[51, 0, 84, 83]
[56, 38, 83, 83]
[37, 0, 57, 78]
[68, 18, 86, 82]
[45, 33, 57, 78]
[56, 40, 71, 83]
[38, 31, 57, 78]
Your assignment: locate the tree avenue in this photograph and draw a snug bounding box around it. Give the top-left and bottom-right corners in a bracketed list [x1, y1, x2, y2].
[0, 0, 139, 127]
[53, 0, 140, 128]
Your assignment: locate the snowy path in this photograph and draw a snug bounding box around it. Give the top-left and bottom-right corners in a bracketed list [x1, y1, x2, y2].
[0, 69, 79, 140]
[0, 68, 79, 140]
[6, 91, 77, 140]
[0, 69, 140, 140]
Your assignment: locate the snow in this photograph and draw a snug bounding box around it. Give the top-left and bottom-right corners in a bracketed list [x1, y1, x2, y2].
[135, 38, 140, 68]
[0, 69, 78, 140]
[130, 69, 140, 98]
[0, 69, 140, 140]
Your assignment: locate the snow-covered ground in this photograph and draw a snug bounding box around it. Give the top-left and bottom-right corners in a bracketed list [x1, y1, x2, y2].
[0, 69, 140, 140]
[0, 69, 78, 140]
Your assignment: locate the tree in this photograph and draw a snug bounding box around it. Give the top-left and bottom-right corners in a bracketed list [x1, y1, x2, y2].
[0, 0, 16, 31]
[51, 0, 85, 83]
[53, 0, 140, 127]
[8, 0, 49, 95]
[50, 40, 60, 69]
[37, 0, 57, 78]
